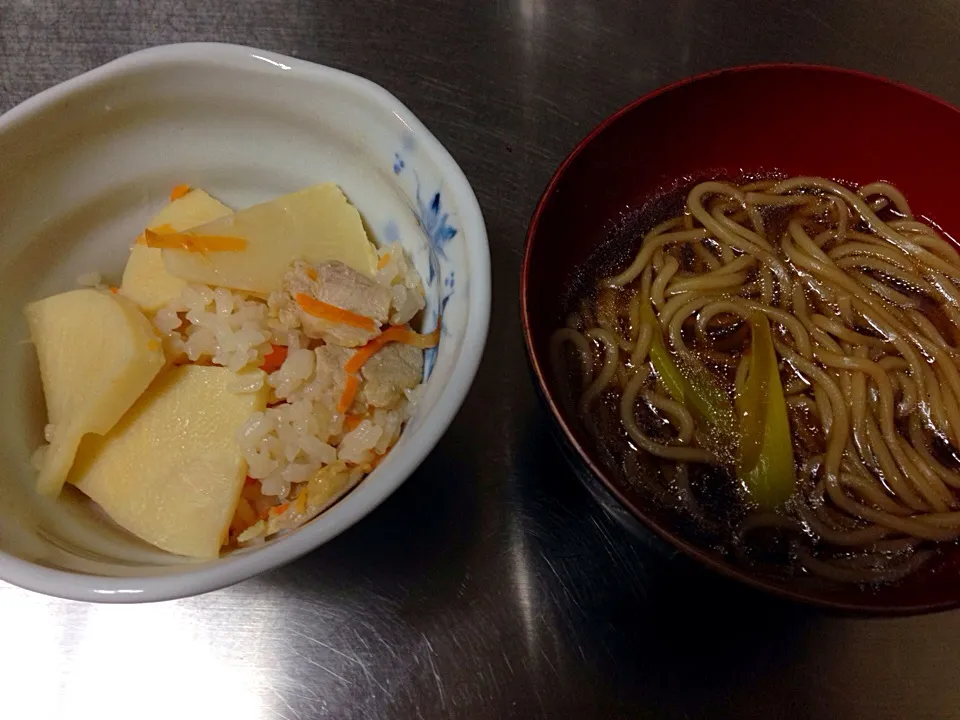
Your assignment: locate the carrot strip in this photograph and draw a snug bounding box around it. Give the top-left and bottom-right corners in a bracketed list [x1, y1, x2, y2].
[344, 342, 382, 375]
[344, 413, 364, 432]
[295, 293, 377, 331]
[338, 374, 360, 413]
[345, 325, 441, 374]
[143, 228, 247, 252]
[270, 503, 289, 516]
[169, 184, 192, 201]
[108, 286, 119, 294]
[260, 344, 288, 373]
[230, 497, 258, 533]
[377, 253, 391, 270]
[241, 482, 263, 507]
[135, 223, 177, 246]
[305, 267, 318, 281]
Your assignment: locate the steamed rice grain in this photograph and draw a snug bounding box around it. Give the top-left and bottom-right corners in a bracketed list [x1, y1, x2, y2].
[147, 242, 427, 546]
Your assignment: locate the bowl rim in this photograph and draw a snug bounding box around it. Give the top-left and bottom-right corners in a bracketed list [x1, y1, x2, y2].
[0, 42, 491, 603]
[521, 62, 960, 615]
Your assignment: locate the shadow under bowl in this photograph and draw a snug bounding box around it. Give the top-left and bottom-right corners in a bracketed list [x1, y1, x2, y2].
[521, 64, 960, 615]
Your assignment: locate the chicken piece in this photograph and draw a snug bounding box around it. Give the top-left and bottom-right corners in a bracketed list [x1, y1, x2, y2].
[281, 260, 391, 347]
[359, 342, 424, 408]
[313, 344, 352, 404]
[316, 261, 391, 319]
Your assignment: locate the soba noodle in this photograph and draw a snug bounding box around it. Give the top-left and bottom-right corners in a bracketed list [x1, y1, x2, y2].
[551, 177, 960, 584]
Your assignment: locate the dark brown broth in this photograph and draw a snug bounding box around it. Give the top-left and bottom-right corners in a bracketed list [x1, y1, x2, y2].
[553, 176, 957, 585]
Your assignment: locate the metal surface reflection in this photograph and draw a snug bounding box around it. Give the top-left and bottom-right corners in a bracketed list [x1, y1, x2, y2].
[2, 591, 266, 720]
[4, 0, 960, 718]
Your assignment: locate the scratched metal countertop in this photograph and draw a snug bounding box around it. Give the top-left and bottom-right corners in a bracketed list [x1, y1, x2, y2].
[3, 1, 960, 718]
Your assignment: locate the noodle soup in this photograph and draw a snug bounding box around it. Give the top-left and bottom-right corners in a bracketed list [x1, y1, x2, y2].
[552, 176, 960, 586]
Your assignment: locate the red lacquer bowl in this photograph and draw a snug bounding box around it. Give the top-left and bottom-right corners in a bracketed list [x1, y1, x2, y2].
[521, 65, 960, 614]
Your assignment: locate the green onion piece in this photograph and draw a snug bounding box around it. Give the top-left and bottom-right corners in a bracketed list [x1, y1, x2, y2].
[735, 312, 796, 509]
[642, 301, 735, 454]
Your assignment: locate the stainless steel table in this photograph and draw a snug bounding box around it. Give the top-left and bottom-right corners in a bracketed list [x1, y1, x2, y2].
[3, 2, 960, 718]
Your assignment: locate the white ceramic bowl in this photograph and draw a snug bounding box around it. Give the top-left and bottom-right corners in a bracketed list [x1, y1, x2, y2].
[0, 43, 490, 602]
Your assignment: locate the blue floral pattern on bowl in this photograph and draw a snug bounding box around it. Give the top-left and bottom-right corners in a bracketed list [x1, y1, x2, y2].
[392, 151, 457, 380]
